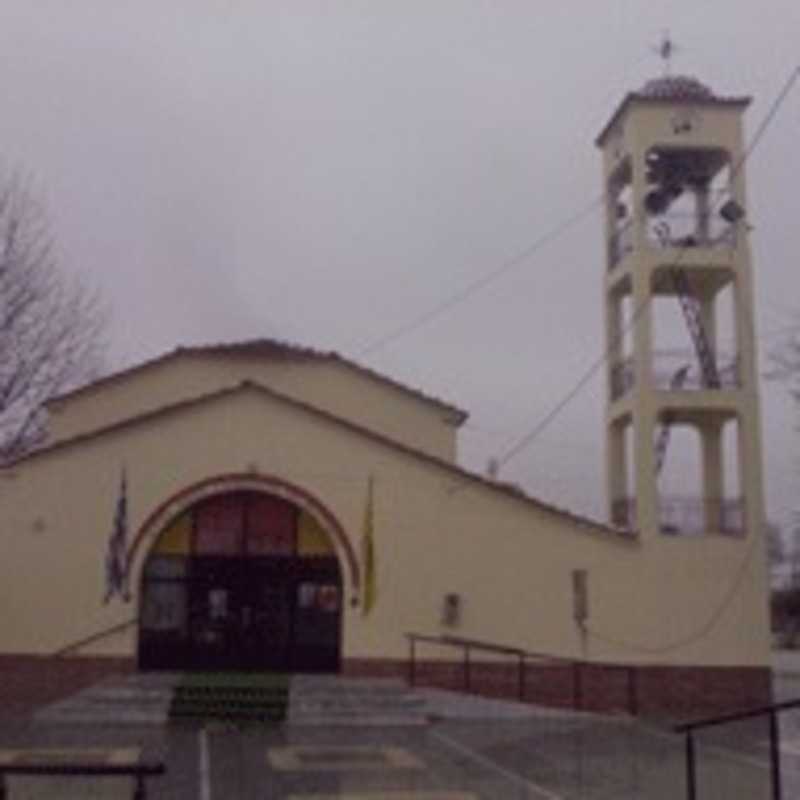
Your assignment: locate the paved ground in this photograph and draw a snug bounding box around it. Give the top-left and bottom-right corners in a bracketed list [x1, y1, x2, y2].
[4, 713, 798, 799]
[3, 664, 800, 799]
[772, 647, 800, 677]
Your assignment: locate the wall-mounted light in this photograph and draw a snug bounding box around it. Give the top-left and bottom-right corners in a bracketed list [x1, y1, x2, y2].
[441, 593, 461, 627]
[572, 569, 589, 627]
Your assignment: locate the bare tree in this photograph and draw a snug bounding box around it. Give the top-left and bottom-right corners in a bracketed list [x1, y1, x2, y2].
[0, 171, 106, 460]
[767, 325, 800, 397]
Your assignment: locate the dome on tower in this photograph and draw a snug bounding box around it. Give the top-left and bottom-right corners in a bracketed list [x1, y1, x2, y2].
[639, 74, 715, 101]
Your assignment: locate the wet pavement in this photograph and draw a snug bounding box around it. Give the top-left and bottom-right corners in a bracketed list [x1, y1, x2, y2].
[2, 668, 800, 798]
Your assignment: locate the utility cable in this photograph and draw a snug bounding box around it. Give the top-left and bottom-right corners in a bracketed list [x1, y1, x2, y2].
[500, 65, 799, 655]
[495, 63, 800, 469]
[356, 196, 603, 357]
[584, 528, 762, 655]
[353, 49, 655, 360]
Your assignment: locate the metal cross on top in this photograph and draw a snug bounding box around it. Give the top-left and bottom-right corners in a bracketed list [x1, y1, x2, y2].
[654, 31, 679, 75]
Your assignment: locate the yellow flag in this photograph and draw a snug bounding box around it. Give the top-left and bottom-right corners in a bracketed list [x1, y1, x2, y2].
[361, 476, 376, 616]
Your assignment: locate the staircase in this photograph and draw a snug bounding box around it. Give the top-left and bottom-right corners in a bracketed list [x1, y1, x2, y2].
[35, 672, 180, 726]
[35, 672, 565, 728]
[168, 673, 290, 724]
[287, 675, 428, 726]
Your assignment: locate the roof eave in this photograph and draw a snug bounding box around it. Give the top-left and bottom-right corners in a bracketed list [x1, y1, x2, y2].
[595, 93, 752, 148]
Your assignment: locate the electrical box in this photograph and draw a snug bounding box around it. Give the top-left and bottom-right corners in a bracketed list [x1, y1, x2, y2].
[572, 569, 588, 625]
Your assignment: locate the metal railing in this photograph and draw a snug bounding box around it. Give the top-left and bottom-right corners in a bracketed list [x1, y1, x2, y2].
[675, 698, 800, 800]
[652, 351, 739, 392]
[610, 351, 739, 402]
[0, 760, 165, 799]
[53, 617, 138, 658]
[608, 219, 634, 270]
[608, 212, 737, 271]
[610, 359, 636, 401]
[405, 633, 639, 715]
[647, 213, 737, 250]
[611, 497, 745, 536]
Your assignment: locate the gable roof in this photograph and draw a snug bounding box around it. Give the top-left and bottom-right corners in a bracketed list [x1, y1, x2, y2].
[49, 338, 468, 424]
[23, 378, 634, 545]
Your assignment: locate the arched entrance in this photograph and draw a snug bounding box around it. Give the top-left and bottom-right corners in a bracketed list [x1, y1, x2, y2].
[138, 488, 344, 672]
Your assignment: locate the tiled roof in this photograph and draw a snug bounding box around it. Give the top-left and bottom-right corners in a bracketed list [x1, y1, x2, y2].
[639, 74, 715, 101]
[49, 338, 468, 423]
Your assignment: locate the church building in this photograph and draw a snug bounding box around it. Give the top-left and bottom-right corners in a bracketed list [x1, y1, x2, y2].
[0, 74, 772, 717]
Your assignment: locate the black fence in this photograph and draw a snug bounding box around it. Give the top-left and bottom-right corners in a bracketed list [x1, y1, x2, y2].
[675, 697, 800, 800]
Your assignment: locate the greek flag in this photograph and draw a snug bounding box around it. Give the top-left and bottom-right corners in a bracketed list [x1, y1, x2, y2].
[104, 469, 130, 603]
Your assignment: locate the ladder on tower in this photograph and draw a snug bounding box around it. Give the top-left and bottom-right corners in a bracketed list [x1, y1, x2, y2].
[654, 270, 722, 474]
[654, 364, 690, 474]
[669, 267, 720, 388]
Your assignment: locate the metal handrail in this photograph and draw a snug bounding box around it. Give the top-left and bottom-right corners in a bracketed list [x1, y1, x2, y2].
[0, 760, 165, 800]
[675, 697, 800, 732]
[674, 698, 800, 800]
[52, 617, 138, 657]
[405, 632, 639, 714]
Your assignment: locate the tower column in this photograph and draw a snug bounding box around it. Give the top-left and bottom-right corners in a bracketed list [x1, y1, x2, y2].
[701, 419, 724, 531]
[607, 419, 628, 525]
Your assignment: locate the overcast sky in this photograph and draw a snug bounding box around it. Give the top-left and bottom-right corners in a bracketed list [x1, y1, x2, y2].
[2, 1, 798, 530]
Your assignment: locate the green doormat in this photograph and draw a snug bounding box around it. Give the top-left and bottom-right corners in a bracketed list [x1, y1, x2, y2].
[169, 672, 290, 725]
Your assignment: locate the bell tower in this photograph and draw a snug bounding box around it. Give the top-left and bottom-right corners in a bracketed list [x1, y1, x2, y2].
[597, 75, 765, 541]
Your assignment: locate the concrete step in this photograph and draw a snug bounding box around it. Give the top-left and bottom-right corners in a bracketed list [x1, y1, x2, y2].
[35, 674, 180, 726]
[287, 676, 429, 726]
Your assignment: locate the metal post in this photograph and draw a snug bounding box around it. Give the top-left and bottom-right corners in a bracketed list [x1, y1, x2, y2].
[686, 731, 697, 800]
[573, 662, 583, 711]
[464, 645, 471, 691]
[0, 772, 6, 800]
[769, 709, 782, 800]
[134, 773, 146, 800]
[627, 667, 638, 716]
[518, 654, 525, 701]
[408, 637, 416, 687]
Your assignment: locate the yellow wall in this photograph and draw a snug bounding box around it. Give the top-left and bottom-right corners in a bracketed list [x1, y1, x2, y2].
[0, 383, 770, 668]
[46, 354, 460, 463]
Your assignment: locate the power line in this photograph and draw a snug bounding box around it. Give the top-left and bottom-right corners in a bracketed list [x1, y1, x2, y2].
[357, 195, 603, 357]
[495, 63, 800, 469]
[488, 64, 800, 657]
[353, 49, 658, 360]
[584, 528, 761, 655]
[736, 65, 800, 175]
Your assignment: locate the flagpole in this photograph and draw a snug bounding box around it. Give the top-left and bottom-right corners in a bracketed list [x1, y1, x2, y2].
[361, 475, 376, 616]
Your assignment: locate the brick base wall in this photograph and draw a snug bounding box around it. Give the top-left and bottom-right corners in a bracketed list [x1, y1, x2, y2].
[343, 658, 773, 719]
[0, 655, 135, 716]
[0, 653, 772, 720]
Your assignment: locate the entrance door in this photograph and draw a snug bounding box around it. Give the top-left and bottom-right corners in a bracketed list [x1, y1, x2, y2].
[188, 558, 244, 670]
[239, 570, 293, 670]
[140, 490, 344, 673]
[188, 558, 296, 671]
[291, 558, 342, 672]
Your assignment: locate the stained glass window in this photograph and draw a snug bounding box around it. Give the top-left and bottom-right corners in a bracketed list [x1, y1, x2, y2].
[194, 494, 244, 555]
[246, 493, 296, 555]
[153, 513, 191, 555]
[297, 511, 334, 556]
